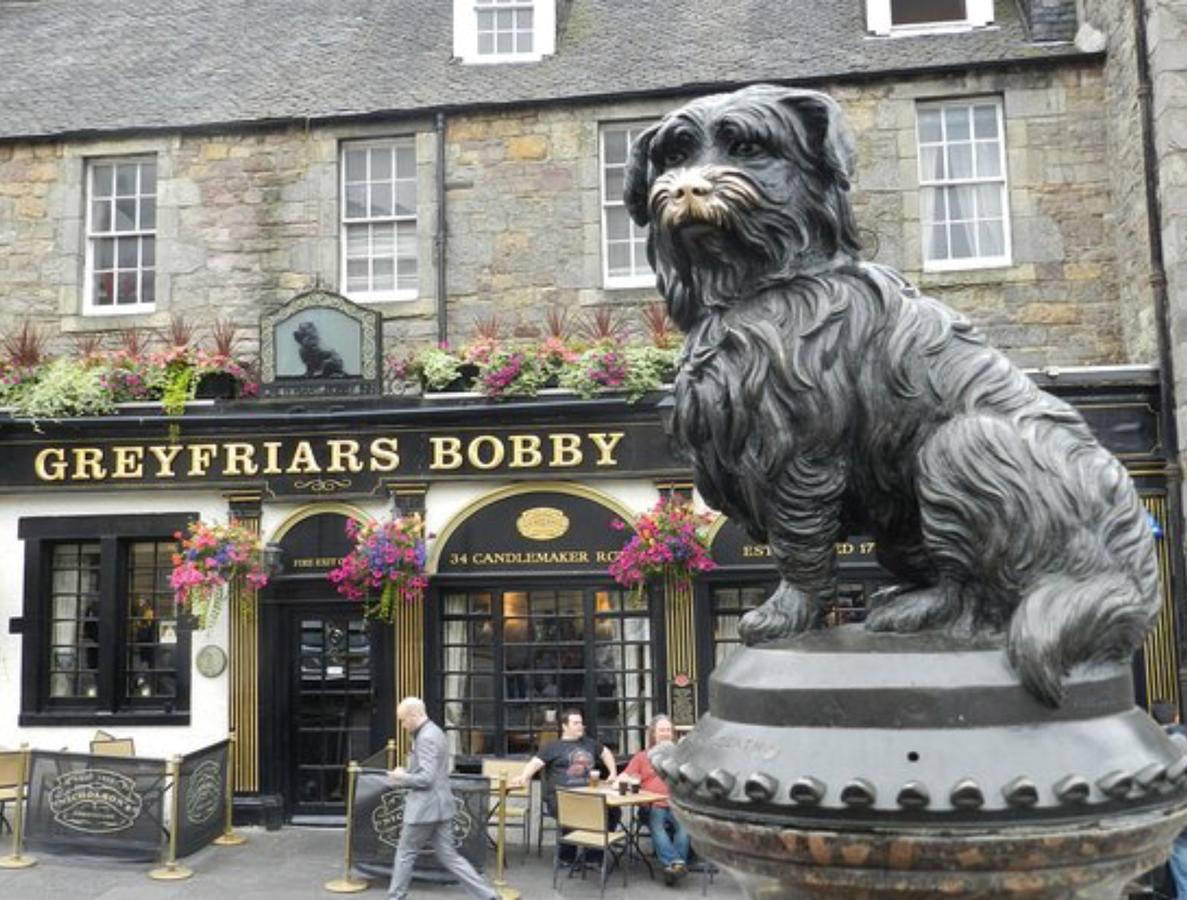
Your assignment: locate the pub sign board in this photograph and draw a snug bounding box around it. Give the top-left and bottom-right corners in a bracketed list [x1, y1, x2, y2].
[10, 422, 677, 497]
[260, 289, 382, 397]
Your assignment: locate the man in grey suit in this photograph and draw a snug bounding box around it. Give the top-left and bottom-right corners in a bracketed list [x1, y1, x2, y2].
[387, 696, 498, 900]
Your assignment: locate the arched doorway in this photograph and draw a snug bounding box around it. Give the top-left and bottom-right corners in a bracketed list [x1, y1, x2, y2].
[259, 504, 392, 823]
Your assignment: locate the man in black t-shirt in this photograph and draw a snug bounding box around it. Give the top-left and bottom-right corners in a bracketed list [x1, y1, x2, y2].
[510, 708, 617, 816]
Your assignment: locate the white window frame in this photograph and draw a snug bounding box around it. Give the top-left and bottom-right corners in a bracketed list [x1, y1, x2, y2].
[916, 97, 1012, 272]
[452, 0, 555, 64]
[83, 156, 156, 316]
[867, 0, 993, 36]
[600, 122, 655, 290]
[339, 138, 418, 303]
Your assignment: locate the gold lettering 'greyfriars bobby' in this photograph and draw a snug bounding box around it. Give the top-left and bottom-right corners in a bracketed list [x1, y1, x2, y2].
[623, 84, 1159, 706]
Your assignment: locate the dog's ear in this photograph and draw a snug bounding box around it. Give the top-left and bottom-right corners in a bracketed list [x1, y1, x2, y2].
[779, 90, 856, 190]
[623, 122, 662, 227]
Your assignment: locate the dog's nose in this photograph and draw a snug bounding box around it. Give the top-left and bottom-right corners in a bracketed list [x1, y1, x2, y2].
[670, 172, 713, 201]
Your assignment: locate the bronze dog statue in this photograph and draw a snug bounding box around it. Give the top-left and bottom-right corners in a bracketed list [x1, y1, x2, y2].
[624, 84, 1158, 706]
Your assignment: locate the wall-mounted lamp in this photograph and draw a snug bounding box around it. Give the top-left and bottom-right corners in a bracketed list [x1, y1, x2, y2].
[263, 542, 285, 578]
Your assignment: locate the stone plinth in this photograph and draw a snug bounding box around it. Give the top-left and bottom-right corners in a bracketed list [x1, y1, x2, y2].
[655, 627, 1187, 899]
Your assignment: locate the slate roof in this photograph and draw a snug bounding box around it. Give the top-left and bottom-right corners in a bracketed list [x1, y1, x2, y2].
[0, 0, 1090, 141]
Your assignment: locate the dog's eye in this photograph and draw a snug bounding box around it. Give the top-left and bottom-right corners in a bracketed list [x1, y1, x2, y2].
[730, 140, 764, 159]
[662, 148, 688, 167]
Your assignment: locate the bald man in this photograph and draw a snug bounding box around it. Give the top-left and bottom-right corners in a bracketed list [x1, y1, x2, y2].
[387, 697, 497, 900]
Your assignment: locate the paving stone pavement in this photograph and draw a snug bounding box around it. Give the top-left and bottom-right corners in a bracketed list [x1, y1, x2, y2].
[0, 826, 746, 899]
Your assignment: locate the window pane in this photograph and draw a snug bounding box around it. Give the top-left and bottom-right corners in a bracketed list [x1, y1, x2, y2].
[948, 185, 974, 220]
[346, 224, 369, 258]
[141, 270, 155, 304]
[140, 195, 156, 230]
[370, 182, 393, 218]
[978, 220, 1005, 257]
[477, 32, 494, 54]
[345, 184, 367, 219]
[516, 30, 532, 53]
[950, 221, 975, 257]
[973, 104, 998, 139]
[370, 147, 392, 181]
[975, 141, 1001, 178]
[125, 540, 179, 704]
[372, 222, 395, 253]
[920, 145, 944, 181]
[92, 164, 114, 197]
[497, 31, 513, 53]
[921, 187, 946, 224]
[607, 242, 631, 276]
[345, 149, 367, 182]
[140, 162, 156, 195]
[975, 184, 1002, 218]
[94, 272, 114, 305]
[346, 259, 368, 292]
[116, 164, 138, 195]
[373, 257, 395, 291]
[917, 109, 942, 144]
[397, 221, 416, 263]
[396, 146, 416, 179]
[141, 236, 155, 267]
[927, 223, 949, 260]
[117, 272, 139, 304]
[947, 144, 973, 179]
[395, 181, 416, 217]
[116, 197, 137, 230]
[605, 206, 631, 241]
[95, 237, 115, 269]
[891, 0, 967, 24]
[47, 542, 101, 701]
[944, 106, 971, 141]
[117, 236, 138, 268]
[603, 130, 628, 166]
[604, 166, 625, 199]
[92, 199, 112, 233]
[496, 9, 513, 28]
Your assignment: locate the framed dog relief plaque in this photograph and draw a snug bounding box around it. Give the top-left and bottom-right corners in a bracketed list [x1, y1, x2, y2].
[259, 289, 382, 397]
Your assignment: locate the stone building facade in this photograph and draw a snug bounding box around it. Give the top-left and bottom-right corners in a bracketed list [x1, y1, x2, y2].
[0, 60, 1129, 367]
[2, 0, 1186, 825]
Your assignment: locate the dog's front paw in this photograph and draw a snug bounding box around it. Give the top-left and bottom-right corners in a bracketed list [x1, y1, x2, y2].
[739, 583, 813, 645]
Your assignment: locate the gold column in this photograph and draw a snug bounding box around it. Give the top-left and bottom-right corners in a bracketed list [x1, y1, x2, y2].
[388, 483, 427, 759]
[657, 481, 700, 723]
[227, 491, 263, 792]
[1142, 494, 1180, 709]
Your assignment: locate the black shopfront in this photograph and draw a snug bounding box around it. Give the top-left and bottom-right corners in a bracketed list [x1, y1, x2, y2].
[2, 368, 1182, 823]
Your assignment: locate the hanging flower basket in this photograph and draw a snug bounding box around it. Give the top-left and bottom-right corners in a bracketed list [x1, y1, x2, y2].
[170, 520, 270, 630]
[327, 514, 428, 623]
[608, 494, 716, 603]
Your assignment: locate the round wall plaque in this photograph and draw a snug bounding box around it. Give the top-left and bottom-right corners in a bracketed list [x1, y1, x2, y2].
[196, 645, 228, 678]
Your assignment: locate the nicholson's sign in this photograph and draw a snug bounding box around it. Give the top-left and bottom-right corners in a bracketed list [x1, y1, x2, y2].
[5, 422, 678, 496]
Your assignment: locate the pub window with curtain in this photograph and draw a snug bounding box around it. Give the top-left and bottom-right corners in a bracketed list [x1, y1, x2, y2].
[18, 513, 194, 725]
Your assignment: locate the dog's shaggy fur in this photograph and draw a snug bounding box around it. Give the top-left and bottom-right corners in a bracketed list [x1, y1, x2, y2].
[624, 84, 1158, 706]
[294, 321, 346, 378]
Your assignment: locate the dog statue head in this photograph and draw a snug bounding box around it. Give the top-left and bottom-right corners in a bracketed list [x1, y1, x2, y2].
[294, 321, 319, 347]
[624, 85, 861, 330]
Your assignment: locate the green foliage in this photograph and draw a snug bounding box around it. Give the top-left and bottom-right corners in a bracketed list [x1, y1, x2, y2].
[623, 345, 680, 401]
[160, 361, 196, 417]
[9, 358, 116, 419]
[413, 346, 463, 391]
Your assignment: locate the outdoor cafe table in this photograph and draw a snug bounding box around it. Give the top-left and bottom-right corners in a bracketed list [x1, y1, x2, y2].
[569, 785, 666, 878]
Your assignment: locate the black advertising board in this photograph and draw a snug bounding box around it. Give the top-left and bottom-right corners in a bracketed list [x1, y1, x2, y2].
[3, 420, 677, 497]
[174, 740, 229, 858]
[434, 488, 633, 575]
[351, 769, 488, 877]
[23, 750, 167, 861]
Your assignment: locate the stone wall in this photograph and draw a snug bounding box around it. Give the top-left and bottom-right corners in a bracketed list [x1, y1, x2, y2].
[0, 60, 1126, 369]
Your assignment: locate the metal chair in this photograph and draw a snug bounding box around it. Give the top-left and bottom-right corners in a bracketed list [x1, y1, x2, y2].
[536, 772, 558, 857]
[482, 758, 531, 857]
[553, 788, 627, 899]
